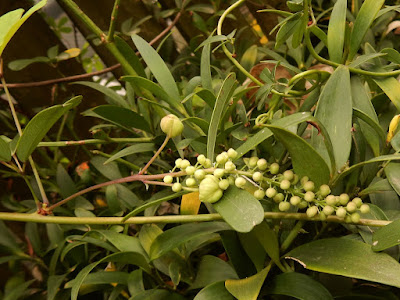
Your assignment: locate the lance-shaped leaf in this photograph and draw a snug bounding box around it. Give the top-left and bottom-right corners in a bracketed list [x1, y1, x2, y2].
[327, 0, 347, 63]
[373, 77, 400, 112]
[16, 96, 81, 162]
[372, 219, 400, 251]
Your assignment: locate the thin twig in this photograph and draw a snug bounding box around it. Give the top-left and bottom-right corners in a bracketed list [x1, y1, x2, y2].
[139, 136, 169, 175]
[107, 0, 121, 43]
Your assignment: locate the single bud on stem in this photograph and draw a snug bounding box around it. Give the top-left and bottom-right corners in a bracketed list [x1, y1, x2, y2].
[160, 114, 184, 138]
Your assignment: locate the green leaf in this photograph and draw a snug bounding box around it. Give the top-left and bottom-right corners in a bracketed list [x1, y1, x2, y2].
[267, 125, 330, 187]
[373, 77, 400, 111]
[348, 53, 387, 68]
[225, 266, 270, 300]
[312, 66, 352, 171]
[327, 0, 346, 63]
[122, 76, 184, 112]
[114, 36, 146, 77]
[83, 105, 151, 133]
[149, 222, 231, 260]
[72, 81, 128, 108]
[104, 143, 155, 164]
[372, 219, 400, 251]
[207, 73, 236, 161]
[275, 14, 301, 49]
[65, 271, 129, 287]
[0, 221, 22, 254]
[359, 178, 393, 196]
[47, 274, 67, 300]
[353, 108, 385, 146]
[381, 48, 400, 64]
[0, 0, 47, 57]
[194, 281, 234, 300]
[190, 255, 238, 289]
[4, 279, 34, 300]
[71, 252, 151, 300]
[134, 289, 186, 300]
[0, 137, 11, 162]
[132, 34, 180, 100]
[16, 96, 81, 162]
[334, 154, 400, 184]
[8, 56, 50, 71]
[213, 186, 264, 233]
[286, 238, 400, 288]
[239, 45, 258, 82]
[201, 43, 213, 91]
[385, 162, 400, 195]
[266, 272, 333, 300]
[348, 0, 385, 61]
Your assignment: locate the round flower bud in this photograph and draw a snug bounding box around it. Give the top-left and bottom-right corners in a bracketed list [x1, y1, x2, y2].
[160, 114, 184, 137]
[225, 161, 236, 172]
[228, 176, 235, 186]
[323, 205, 334, 216]
[194, 169, 206, 180]
[216, 153, 228, 165]
[279, 201, 291, 212]
[266, 188, 277, 198]
[219, 179, 230, 190]
[199, 175, 223, 203]
[346, 201, 357, 213]
[252, 172, 263, 182]
[280, 179, 291, 190]
[306, 206, 318, 218]
[257, 158, 268, 171]
[197, 154, 206, 165]
[353, 197, 362, 208]
[319, 212, 327, 221]
[273, 193, 284, 203]
[185, 166, 196, 175]
[175, 158, 183, 168]
[339, 193, 350, 205]
[204, 159, 212, 168]
[254, 189, 265, 200]
[319, 184, 331, 197]
[292, 174, 299, 185]
[180, 159, 191, 169]
[235, 177, 246, 188]
[163, 175, 173, 184]
[345, 215, 352, 223]
[351, 212, 360, 223]
[304, 191, 315, 202]
[283, 170, 294, 181]
[214, 168, 225, 178]
[269, 163, 279, 174]
[298, 200, 308, 209]
[360, 204, 370, 214]
[172, 182, 182, 192]
[303, 181, 315, 192]
[227, 148, 237, 159]
[248, 157, 259, 168]
[300, 176, 309, 186]
[325, 195, 336, 206]
[186, 178, 196, 187]
[336, 206, 347, 218]
[290, 196, 301, 206]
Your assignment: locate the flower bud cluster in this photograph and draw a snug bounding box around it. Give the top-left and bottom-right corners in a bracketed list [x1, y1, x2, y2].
[160, 149, 370, 220]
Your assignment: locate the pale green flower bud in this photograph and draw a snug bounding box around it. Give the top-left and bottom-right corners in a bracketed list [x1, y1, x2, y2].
[199, 175, 223, 203]
[172, 182, 182, 192]
[306, 206, 318, 217]
[197, 154, 206, 165]
[163, 175, 173, 184]
[254, 189, 265, 200]
[252, 172, 263, 182]
[269, 163, 279, 174]
[249, 157, 259, 168]
[160, 114, 184, 137]
[185, 166, 196, 175]
[290, 196, 301, 206]
[360, 204, 370, 214]
[235, 177, 246, 188]
[225, 161, 236, 172]
[214, 168, 225, 178]
[227, 148, 238, 159]
[186, 178, 196, 187]
[194, 169, 206, 180]
[256, 158, 268, 171]
[219, 179, 230, 190]
[279, 201, 291, 211]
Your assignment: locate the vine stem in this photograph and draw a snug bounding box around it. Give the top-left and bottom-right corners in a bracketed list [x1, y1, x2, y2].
[139, 136, 169, 175]
[0, 211, 391, 226]
[107, 0, 121, 42]
[38, 137, 153, 147]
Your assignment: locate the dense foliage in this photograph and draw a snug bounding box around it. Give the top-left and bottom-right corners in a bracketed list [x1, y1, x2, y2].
[1, 0, 400, 299]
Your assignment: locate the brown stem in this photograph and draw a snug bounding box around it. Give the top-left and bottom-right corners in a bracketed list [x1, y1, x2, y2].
[139, 136, 170, 175]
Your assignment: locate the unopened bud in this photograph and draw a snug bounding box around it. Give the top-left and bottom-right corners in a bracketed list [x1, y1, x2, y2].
[160, 114, 184, 137]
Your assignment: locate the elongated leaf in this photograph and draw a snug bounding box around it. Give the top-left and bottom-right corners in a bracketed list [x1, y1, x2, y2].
[66, 271, 129, 287]
[8, 56, 50, 71]
[385, 162, 400, 195]
[71, 252, 150, 300]
[149, 222, 232, 260]
[286, 238, 400, 288]
[207, 73, 236, 161]
[267, 125, 330, 187]
[381, 48, 400, 64]
[359, 178, 393, 196]
[181, 192, 201, 215]
[114, 36, 146, 77]
[348, 0, 385, 60]
[372, 219, 400, 251]
[16, 96, 81, 161]
[4, 279, 34, 300]
[213, 186, 264, 233]
[0, 137, 11, 162]
[312, 66, 352, 171]
[83, 105, 151, 133]
[225, 266, 270, 300]
[266, 272, 333, 300]
[132, 34, 180, 100]
[73, 81, 128, 108]
[47, 274, 67, 300]
[122, 76, 184, 112]
[353, 108, 385, 145]
[349, 53, 387, 68]
[373, 77, 400, 111]
[191, 255, 238, 289]
[334, 154, 400, 184]
[0, 0, 47, 57]
[194, 281, 234, 300]
[201, 43, 213, 91]
[327, 0, 346, 63]
[105, 143, 154, 164]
